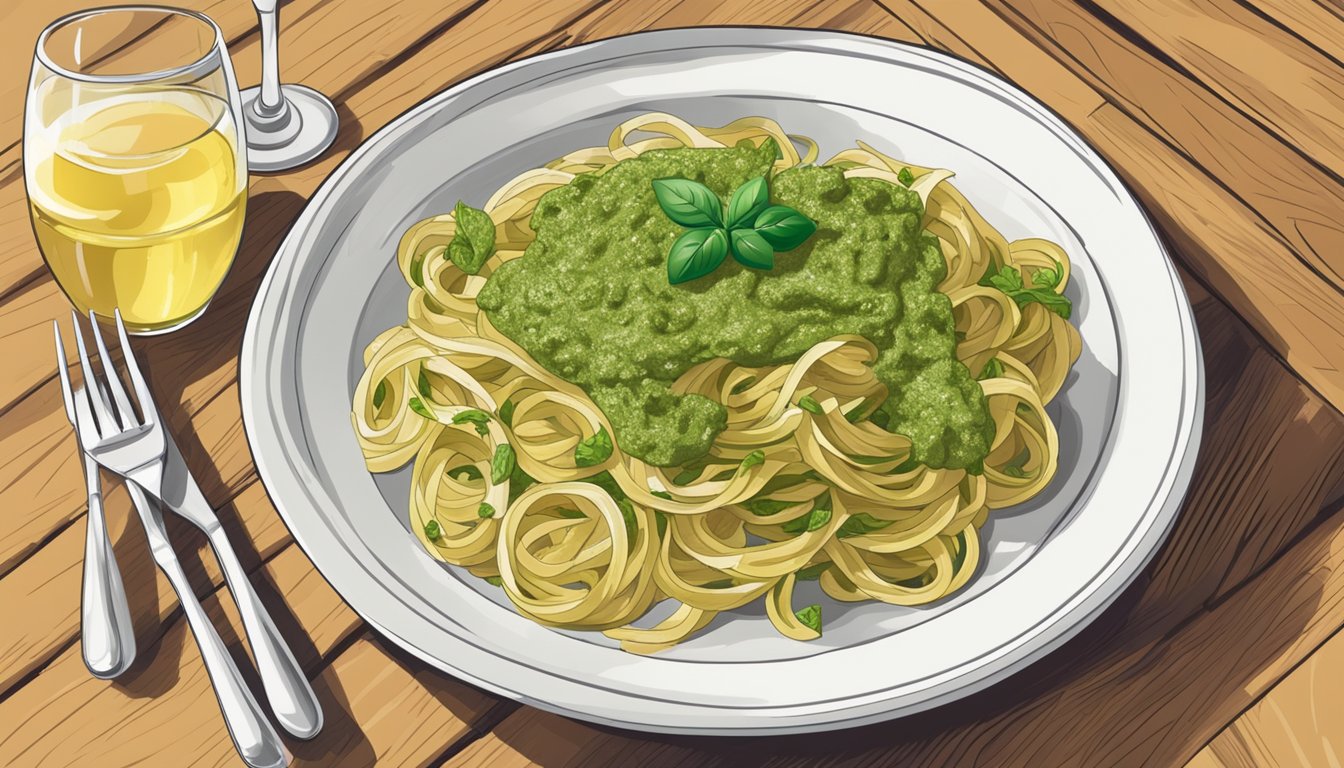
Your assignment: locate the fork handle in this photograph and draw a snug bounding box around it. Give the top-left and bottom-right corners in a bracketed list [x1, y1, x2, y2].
[149, 530, 288, 768]
[183, 481, 323, 739]
[81, 484, 136, 678]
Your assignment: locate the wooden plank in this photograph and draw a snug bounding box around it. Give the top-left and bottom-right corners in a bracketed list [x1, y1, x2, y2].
[986, 0, 1344, 288]
[1190, 624, 1344, 768]
[0, 538, 509, 768]
[1089, 0, 1344, 181]
[1244, 0, 1344, 69]
[0, 544, 360, 767]
[294, 635, 514, 767]
[0, 479, 282, 698]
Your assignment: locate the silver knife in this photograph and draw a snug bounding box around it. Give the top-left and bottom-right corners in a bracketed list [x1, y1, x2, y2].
[153, 429, 324, 739]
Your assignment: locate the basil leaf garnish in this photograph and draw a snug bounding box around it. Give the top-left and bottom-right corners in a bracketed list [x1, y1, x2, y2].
[667, 228, 729, 285]
[897, 167, 915, 187]
[490, 444, 515, 484]
[753, 205, 817, 251]
[477, 502, 495, 518]
[423, 520, 441, 541]
[372, 380, 388, 409]
[498, 398, 515, 426]
[448, 201, 495, 275]
[652, 178, 723, 228]
[726, 175, 769, 229]
[484, 575, 503, 586]
[574, 425, 614, 467]
[730, 229, 774, 270]
[657, 174, 816, 284]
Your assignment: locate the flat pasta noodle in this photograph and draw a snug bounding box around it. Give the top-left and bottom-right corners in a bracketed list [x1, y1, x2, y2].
[351, 113, 1081, 653]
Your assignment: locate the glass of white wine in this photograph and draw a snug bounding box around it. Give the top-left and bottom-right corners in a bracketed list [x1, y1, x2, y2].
[25, 6, 247, 335]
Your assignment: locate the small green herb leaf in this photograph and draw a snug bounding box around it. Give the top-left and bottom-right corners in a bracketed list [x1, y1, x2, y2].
[490, 444, 515, 484]
[729, 228, 774, 270]
[448, 201, 495, 275]
[498, 398, 515, 426]
[977, 358, 1004, 381]
[739, 449, 766, 474]
[484, 575, 503, 586]
[408, 249, 428, 287]
[752, 205, 816, 251]
[650, 490, 673, 501]
[984, 265, 1072, 319]
[1031, 259, 1064, 290]
[449, 464, 483, 482]
[372, 380, 388, 409]
[745, 498, 794, 516]
[655, 511, 668, 538]
[451, 408, 492, 433]
[798, 395, 823, 415]
[652, 178, 723, 228]
[838, 512, 894, 538]
[575, 426, 614, 467]
[408, 397, 434, 420]
[478, 502, 495, 518]
[897, 167, 915, 187]
[667, 228, 729, 285]
[417, 370, 433, 399]
[782, 496, 832, 534]
[726, 176, 769, 229]
[796, 562, 831, 581]
[795, 604, 822, 633]
[423, 520, 441, 541]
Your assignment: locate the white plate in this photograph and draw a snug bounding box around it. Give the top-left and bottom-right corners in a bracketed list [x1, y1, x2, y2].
[241, 29, 1202, 735]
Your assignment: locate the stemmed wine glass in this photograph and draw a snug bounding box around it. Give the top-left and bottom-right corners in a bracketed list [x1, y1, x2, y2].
[25, 6, 248, 334]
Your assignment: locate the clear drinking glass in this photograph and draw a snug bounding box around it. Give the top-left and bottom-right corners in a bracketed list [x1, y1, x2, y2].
[24, 6, 247, 335]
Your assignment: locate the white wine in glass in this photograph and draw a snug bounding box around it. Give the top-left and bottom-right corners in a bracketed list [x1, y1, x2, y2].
[25, 7, 248, 335]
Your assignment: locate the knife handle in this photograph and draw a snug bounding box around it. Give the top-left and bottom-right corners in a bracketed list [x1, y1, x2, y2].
[181, 479, 323, 739]
[142, 503, 289, 768]
[80, 479, 136, 679]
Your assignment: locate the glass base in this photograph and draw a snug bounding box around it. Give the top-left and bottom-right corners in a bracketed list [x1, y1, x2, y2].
[240, 84, 338, 172]
[114, 299, 212, 336]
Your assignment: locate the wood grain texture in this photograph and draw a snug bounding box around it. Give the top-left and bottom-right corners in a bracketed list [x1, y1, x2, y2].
[1089, 0, 1344, 181]
[1193, 624, 1344, 767]
[987, 0, 1344, 289]
[1, 1, 1344, 767]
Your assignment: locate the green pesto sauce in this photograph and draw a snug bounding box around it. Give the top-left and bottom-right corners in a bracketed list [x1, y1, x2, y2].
[475, 142, 993, 469]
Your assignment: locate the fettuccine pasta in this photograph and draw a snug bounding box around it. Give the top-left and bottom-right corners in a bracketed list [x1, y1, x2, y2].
[352, 114, 1082, 653]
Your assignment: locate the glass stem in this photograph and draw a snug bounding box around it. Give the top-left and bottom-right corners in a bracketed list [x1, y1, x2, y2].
[254, 2, 286, 118]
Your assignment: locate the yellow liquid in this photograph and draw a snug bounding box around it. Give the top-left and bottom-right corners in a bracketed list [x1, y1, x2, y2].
[27, 90, 245, 333]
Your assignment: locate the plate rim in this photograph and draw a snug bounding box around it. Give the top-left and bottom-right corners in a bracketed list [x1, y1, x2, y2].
[240, 26, 1203, 734]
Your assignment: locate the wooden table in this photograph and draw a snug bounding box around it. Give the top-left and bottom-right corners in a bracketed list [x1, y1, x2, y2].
[3, 1, 1343, 765]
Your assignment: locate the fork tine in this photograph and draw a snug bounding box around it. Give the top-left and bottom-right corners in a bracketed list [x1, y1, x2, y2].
[70, 310, 117, 438]
[113, 309, 157, 423]
[88, 311, 140, 427]
[53, 320, 80, 427]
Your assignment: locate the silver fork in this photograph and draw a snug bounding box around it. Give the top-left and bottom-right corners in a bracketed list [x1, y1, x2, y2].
[59, 311, 291, 768]
[54, 327, 136, 679]
[79, 310, 323, 740]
